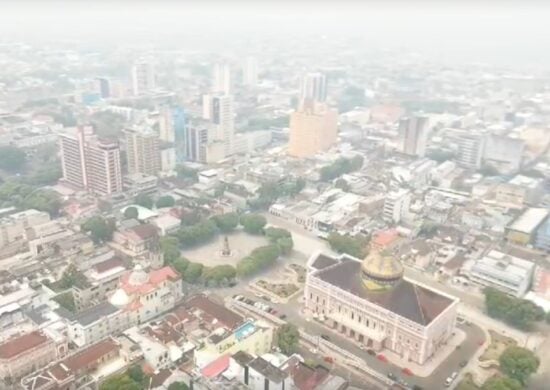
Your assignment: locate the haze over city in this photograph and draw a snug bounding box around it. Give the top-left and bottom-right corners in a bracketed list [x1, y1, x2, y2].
[0, 1, 549, 390]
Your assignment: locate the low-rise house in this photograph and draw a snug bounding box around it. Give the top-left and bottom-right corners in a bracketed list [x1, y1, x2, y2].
[111, 223, 159, 257]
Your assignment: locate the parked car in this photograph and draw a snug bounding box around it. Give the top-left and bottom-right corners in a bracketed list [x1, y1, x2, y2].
[320, 334, 330, 341]
[279, 314, 287, 320]
[366, 349, 376, 356]
[387, 372, 397, 381]
[459, 361, 467, 368]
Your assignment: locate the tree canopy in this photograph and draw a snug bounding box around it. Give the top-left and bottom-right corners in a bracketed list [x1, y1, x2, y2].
[265, 227, 294, 255]
[81, 216, 116, 244]
[240, 213, 267, 234]
[484, 287, 545, 330]
[327, 232, 366, 258]
[211, 212, 240, 232]
[320, 155, 363, 181]
[482, 376, 522, 390]
[0, 145, 26, 172]
[168, 382, 189, 390]
[124, 206, 139, 220]
[134, 193, 154, 209]
[202, 265, 237, 286]
[499, 346, 540, 385]
[176, 220, 218, 247]
[237, 244, 280, 277]
[277, 324, 300, 355]
[156, 195, 176, 208]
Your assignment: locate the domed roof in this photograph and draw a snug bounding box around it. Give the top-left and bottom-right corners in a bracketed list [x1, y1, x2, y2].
[110, 288, 130, 308]
[361, 250, 404, 290]
[128, 264, 149, 286]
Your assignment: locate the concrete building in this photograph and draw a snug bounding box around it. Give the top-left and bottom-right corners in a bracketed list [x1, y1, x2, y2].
[398, 115, 428, 157]
[132, 59, 155, 95]
[212, 62, 231, 95]
[231, 131, 273, 155]
[73, 257, 127, 311]
[299, 72, 327, 107]
[483, 134, 524, 173]
[383, 189, 410, 224]
[242, 56, 259, 87]
[66, 302, 126, 347]
[0, 209, 50, 249]
[59, 127, 123, 195]
[535, 217, 550, 252]
[506, 208, 549, 245]
[446, 129, 486, 170]
[0, 331, 67, 380]
[123, 173, 158, 196]
[304, 250, 458, 365]
[288, 102, 338, 158]
[469, 250, 535, 297]
[125, 127, 161, 176]
[160, 147, 177, 173]
[496, 175, 544, 207]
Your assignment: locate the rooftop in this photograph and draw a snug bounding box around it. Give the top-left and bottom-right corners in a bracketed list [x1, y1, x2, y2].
[185, 294, 243, 330]
[508, 208, 549, 234]
[249, 356, 288, 383]
[0, 331, 51, 359]
[73, 302, 119, 326]
[311, 253, 454, 325]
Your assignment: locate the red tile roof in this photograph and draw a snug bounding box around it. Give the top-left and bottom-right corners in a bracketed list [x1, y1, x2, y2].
[63, 338, 119, 372]
[201, 354, 229, 378]
[129, 224, 158, 240]
[0, 331, 50, 359]
[290, 362, 330, 390]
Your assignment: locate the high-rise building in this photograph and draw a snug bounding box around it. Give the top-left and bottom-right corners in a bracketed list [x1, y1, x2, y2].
[299, 72, 327, 107]
[446, 129, 486, 170]
[159, 106, 187, 162]
[288, 102, 338, 158]
[96, 77, 111, 98]
[59, 127, 123, 195]
[212, 63, 231, 95]
[131, 60, 155, 95]
[186, 125, 209, 163]
[125, 128, 161, 176]
[203, 93, 234, 156]
[242, 56, 258, 87]
[398, 116, 428, 157]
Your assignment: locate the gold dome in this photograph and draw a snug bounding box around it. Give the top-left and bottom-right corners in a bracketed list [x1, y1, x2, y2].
[361, 250, 404, 290]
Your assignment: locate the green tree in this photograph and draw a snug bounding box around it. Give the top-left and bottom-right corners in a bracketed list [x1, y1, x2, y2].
[168, 382, 189, 390]
[177, 220, 218, 247]
[81, 216, 115, 244]
[171, 257, 190, 276]
[277, 324, 300, 355]
[240, 213, 267, 234]
[276, 237, 294, 255]
[484, 288, 545, 330]
[160, 236, 181, 264]
[327, 232, 365, 258]
[183, 262, 204, 283]
[53, 292, 76, 313]
[499, 346, 540, 385]
[0, 145, 26, 172]
[156, 195, 175, 208]
[482, 376, 522, 390]
[211, 212, 239, 232]
[100, 375, 142, 390]
[320, 156, 363, 181]
[134, 193, 153, 209]
[22, 189, 61, 217]
[334, 178, 350, 191]
[202, 265, 237, 286]
[237, 244, 280, 277]
[180, 210, 202, 226]
[176, 165, 198, 181]
[124, 206, 139, 220]
[265, 227, 292, 242]
[546, 311, 550, 324]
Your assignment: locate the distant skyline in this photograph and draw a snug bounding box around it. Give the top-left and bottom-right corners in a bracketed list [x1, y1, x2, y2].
[0, 1, 549, 69]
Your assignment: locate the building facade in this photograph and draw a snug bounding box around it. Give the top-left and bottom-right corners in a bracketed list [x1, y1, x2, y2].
[299, 72, 327, 107]
[132, 60, 156, 95]
[288, 102, 338, 158]
[59, 127, 123, 195]
[398, 116, 428, 157]
[304, 251, 458, 365]
[383, 189, 410, 224]
[125, 127, 161, 176]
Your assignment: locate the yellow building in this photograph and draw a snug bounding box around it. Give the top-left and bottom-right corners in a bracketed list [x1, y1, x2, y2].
[195, 320, 273, 368]
[288, 102, 338, 158]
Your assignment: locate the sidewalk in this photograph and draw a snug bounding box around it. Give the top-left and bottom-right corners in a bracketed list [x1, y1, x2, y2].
[382, 329, 466, 377]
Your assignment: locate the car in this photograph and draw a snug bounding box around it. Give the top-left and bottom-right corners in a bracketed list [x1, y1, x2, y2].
[261, 295, 272, 302]
[320, 334, 330, 341]
[459, 361, 467, 368]
[279, 314, 287, 320]
[387, 372, 397, 381]
[366, 349, 376, 356]
[412, 386, 423, 390]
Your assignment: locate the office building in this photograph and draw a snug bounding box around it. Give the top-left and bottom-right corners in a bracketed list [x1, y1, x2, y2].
[212, 62, 231, 95]
[535, 217, 550, 252]
[131, 59, 155, 95]
[203, 93, 234, 156]
[186, 125, 209, 163]
[383, 189, 410, 224]
[483, 134, 525, 174]
[59, 128, 123, 195]
[446, 129, 486, 170]
[305, 250, 458, 365]
[288, 102, 338, 158]
[95, 77, 111, 98]
[125, 127, 161, 176]
[469, 250, 535, 297]
[299, 72, 327, 107]
[66, 302, 126, 347]
[506, 207, 549, 245]
[242, 56, 259, 87]
[159, 106, 187, 162]
[398, 116, 428, 157]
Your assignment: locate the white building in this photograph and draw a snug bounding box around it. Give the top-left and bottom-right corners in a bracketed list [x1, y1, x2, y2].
[398, 115, 428, 157]
[446, 129, 486, 170]
[469, 250, 535, 297]
[132, 59, 156, 95]
[496, 175, 544, 207]
[383, 189, 410, 224]
[231, 131, 273, 155]
[299, 72, 327, 106]
[66, 302, 127, 347]
[212, 63, 231, 95]
[242, 56, 259, 87]
[0, 209, 50, 249]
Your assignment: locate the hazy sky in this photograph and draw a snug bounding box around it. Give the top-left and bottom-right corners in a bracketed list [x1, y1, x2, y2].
[1, 1, 549, 68]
